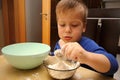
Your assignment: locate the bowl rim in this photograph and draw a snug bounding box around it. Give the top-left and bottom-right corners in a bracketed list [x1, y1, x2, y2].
[1, 42, 51, 56]
[43, 60, 80, 71]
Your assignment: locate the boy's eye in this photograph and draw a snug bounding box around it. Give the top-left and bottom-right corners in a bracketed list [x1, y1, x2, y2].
[71, 24, 78, 27]
[59, 24, 65, 27]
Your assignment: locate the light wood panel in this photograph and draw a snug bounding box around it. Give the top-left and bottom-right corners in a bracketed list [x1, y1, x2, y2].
[42, 0, 51, 45]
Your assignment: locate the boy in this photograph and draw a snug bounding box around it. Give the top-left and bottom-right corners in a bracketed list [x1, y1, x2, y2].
[52, 0, 118, 77]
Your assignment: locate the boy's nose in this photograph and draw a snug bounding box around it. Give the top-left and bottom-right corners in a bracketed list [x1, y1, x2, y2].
[65, 26, 71, 33]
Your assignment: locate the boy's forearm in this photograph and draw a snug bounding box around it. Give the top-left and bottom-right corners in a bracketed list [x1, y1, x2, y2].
[83, 52, 111, 73]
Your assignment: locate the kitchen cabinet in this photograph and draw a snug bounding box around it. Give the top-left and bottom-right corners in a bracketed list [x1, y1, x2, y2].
[84, 8, 120, 56]
[84, 0, 102, 8]
[102, 0, 120, 8]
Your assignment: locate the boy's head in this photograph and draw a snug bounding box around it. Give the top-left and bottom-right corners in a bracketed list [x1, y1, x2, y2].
[56, 0, 88, 22]
[56, 0, 88, 43]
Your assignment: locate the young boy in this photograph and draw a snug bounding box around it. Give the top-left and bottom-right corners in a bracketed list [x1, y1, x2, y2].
[52, 0, 118, 77]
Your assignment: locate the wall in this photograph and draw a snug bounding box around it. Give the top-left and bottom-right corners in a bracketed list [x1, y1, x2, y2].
[25, 0, 42, 42]
[0, 0, 4, 47]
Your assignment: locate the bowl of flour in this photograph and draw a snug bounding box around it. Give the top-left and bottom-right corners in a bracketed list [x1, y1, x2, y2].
[43, 56, 80, 79]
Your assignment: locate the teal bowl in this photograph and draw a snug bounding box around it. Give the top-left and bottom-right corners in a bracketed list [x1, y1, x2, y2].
[1, 42, 50, 70]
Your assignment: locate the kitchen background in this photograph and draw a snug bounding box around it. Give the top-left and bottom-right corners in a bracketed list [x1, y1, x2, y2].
[0, 0, 42, 49]
[0, 0, 120, 49]
[0, 0, 120, 79]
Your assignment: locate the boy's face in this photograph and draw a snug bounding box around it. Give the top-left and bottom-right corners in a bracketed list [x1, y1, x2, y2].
[57, 10, 86, 43]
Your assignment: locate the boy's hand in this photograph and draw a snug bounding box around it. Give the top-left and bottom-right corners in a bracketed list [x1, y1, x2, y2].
[61, 42, 88, 63]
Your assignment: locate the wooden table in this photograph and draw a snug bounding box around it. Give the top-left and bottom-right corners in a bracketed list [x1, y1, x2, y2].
[0, 55, 115, 80]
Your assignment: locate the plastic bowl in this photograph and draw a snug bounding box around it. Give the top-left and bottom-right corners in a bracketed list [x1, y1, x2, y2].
[43, 56, 80, 79]
[1, 42, 50, 70]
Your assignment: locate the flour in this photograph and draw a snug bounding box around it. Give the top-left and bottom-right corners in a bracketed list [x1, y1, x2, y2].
[48, 61, 75, 70]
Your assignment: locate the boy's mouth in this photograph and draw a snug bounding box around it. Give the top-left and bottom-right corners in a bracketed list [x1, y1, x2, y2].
[64, 36, 72, 41]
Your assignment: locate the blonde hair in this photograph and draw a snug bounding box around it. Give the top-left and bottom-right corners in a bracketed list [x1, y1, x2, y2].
[56, 0, 88, 22]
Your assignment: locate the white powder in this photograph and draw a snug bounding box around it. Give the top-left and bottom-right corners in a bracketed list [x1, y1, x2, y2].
[48, 61, 74, 70]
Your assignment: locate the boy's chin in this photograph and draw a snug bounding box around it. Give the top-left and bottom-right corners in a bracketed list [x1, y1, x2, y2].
[60, 39, 77, 43]
[63, 40, 74, 43]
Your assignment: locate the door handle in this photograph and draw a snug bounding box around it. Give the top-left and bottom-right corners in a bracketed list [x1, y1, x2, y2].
[40, 13, 48, 20]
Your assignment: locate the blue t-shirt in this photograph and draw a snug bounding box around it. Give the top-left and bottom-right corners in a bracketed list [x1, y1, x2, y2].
[52, 36, 118, 76]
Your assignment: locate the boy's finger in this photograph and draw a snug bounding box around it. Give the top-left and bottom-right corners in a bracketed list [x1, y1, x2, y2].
[61, 44, 68, 54]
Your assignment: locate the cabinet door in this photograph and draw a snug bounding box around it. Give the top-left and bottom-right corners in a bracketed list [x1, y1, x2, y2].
[100, 20, 120, 56]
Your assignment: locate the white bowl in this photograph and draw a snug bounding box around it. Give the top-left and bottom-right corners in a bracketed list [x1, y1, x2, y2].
[1, 42, 50, 70]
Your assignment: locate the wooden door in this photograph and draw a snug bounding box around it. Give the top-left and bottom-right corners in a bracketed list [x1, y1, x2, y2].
[41, 0, 51, 45]
[2, 0, 26, 45]
[3, 0, 51, 46]
[13, 0, 26, 43]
